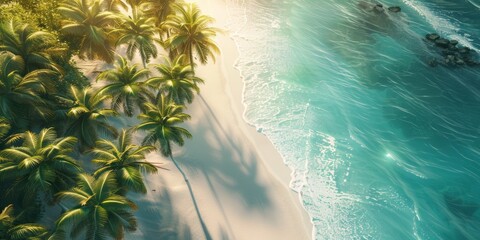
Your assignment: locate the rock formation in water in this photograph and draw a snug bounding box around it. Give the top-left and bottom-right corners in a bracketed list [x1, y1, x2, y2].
[425, 33, 479, 68]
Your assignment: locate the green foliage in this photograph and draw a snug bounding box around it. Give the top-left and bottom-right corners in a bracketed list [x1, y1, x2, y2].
[97, 56, 153, 116]
[0, 204, 49, 240]
[0, 128, 81, 203]
[164, 3, 220, 71]
[137, 95, 192, 157]
[0, 0, 63, 32]
[64, 87, 118, 148]
[58, 0, 119, 63]
[0, 118, 10, 142]
[55, 59, 90, 91]
[92, 129, 157, 194]
[0, 21, 64, 74]
[0, 204, 14, 238]
[0, 0, 221, 237]
[111, 10, 158, 67]
[0, 52, 51, 123]
[147, 54, 204, 104]
[52, 173, 137, 240]
[0, 2, 39, 27]
[141, 0, 177, 29]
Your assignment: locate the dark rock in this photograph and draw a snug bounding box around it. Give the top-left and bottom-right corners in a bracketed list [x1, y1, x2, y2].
[376, 3, 383, 7]
[426, 33, 440, 41]
[422, 32, 479, 68]
[435, 38, 450, 48]
[388, 6, 401, 12]
[441, 50, 457, 56]
[458, 47, 471, 54]
[448, 45, 458, 52]
[374, 5, 385, 13]
[465, 59, 476, 66]
[445, 55, 456, 65]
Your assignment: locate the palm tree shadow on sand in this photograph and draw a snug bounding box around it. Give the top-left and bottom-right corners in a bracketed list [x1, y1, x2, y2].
[180, 95, 271, 208]
[126, 188, 193, 240]
[165, 95, 273, 239]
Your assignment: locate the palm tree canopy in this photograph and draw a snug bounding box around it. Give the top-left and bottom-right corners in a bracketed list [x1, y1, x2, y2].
[0, 52, 54, 122]
[140, 0, 177, 29]
[64, 86, 118, 147]
[0, 118, 11, 142]
[0, 204, 14, 232]
[97, 56, 153, 116]
[58, 0, 118, 63]
[0, 21, 63, 74]
[102, 0, 128, 12]
[111, 10, 158, 66]
[91, 129, 157, 194]
[53, 173, 137, 240]
[136, 95, 192, 156]
[0, 128, 81, 202]
[0, 204, 49, 240]
[164, 3, 220, 70]
[147, 54, 204, 104]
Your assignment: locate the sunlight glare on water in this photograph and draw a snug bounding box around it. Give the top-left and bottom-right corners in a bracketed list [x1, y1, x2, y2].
[226, 0, 480, 239]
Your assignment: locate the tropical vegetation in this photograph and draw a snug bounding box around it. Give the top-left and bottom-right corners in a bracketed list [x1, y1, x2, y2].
[91, 129, 158, 194]
[0, 0, 219, 238]
[163, 3, 220, 72]
[0, 128, 81, 203]
[147, 54, 204, 104]
[58, 0, 118, 63]
[96, 56, 152, 117]
[64, 86, 118, 148]
[51, 174, 137, 239]
[112, 9, 158, 68]
[0, 204, 48, 240]
[137, 94, 191, 155]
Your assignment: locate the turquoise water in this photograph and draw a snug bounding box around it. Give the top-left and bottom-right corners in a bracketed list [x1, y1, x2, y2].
[226, 0, 480, 239]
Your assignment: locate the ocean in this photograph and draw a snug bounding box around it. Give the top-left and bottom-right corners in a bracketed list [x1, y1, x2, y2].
[224, 0, 480, 239]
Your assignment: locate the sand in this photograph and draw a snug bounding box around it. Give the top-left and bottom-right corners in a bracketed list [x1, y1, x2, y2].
[112, 0, 314, 239]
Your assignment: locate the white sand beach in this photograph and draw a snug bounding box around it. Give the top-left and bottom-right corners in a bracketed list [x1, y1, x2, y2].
[110, 0, 315, 239]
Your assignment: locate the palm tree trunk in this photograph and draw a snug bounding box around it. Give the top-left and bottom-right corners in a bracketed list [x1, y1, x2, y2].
[169, 155, 212, 240]
[189, 47, 195, 74]
[141, 53, 150, 79]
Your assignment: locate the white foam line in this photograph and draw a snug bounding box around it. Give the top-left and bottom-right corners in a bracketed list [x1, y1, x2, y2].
[402, 0, 479, 52]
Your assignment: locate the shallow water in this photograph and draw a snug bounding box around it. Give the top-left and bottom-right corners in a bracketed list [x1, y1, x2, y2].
[225, 0, 480, 239]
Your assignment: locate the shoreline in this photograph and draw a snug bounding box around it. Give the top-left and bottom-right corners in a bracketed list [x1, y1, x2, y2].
[188, 0, 313, 237]
[126, 0, 314, 239]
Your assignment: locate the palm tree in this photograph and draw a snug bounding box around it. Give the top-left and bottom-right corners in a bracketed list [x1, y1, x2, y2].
[140, 0, 177, 39]
[136, 95, 212, 239]
[64, 86, 118, 148]
[0, 128, 81, 204]
[0, 204, 49, 240]
[52, 173, 137, 240]
[0, 205, 15, 239]
[0, 21, 63, 74]
[97, 56, 153, 116]
[102, 0, 128, 12]
[136, 95, 191, 156]
[147, 54, 204, 104]
[111, 10, 158, 68]
[0, 118, 10, 142]
[0, 52, 53, 122]
[125, 0, 146, 9]
[163, 3, 220, 73]
[91, 129, 158, 194]
[58, 0, 119, 63]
